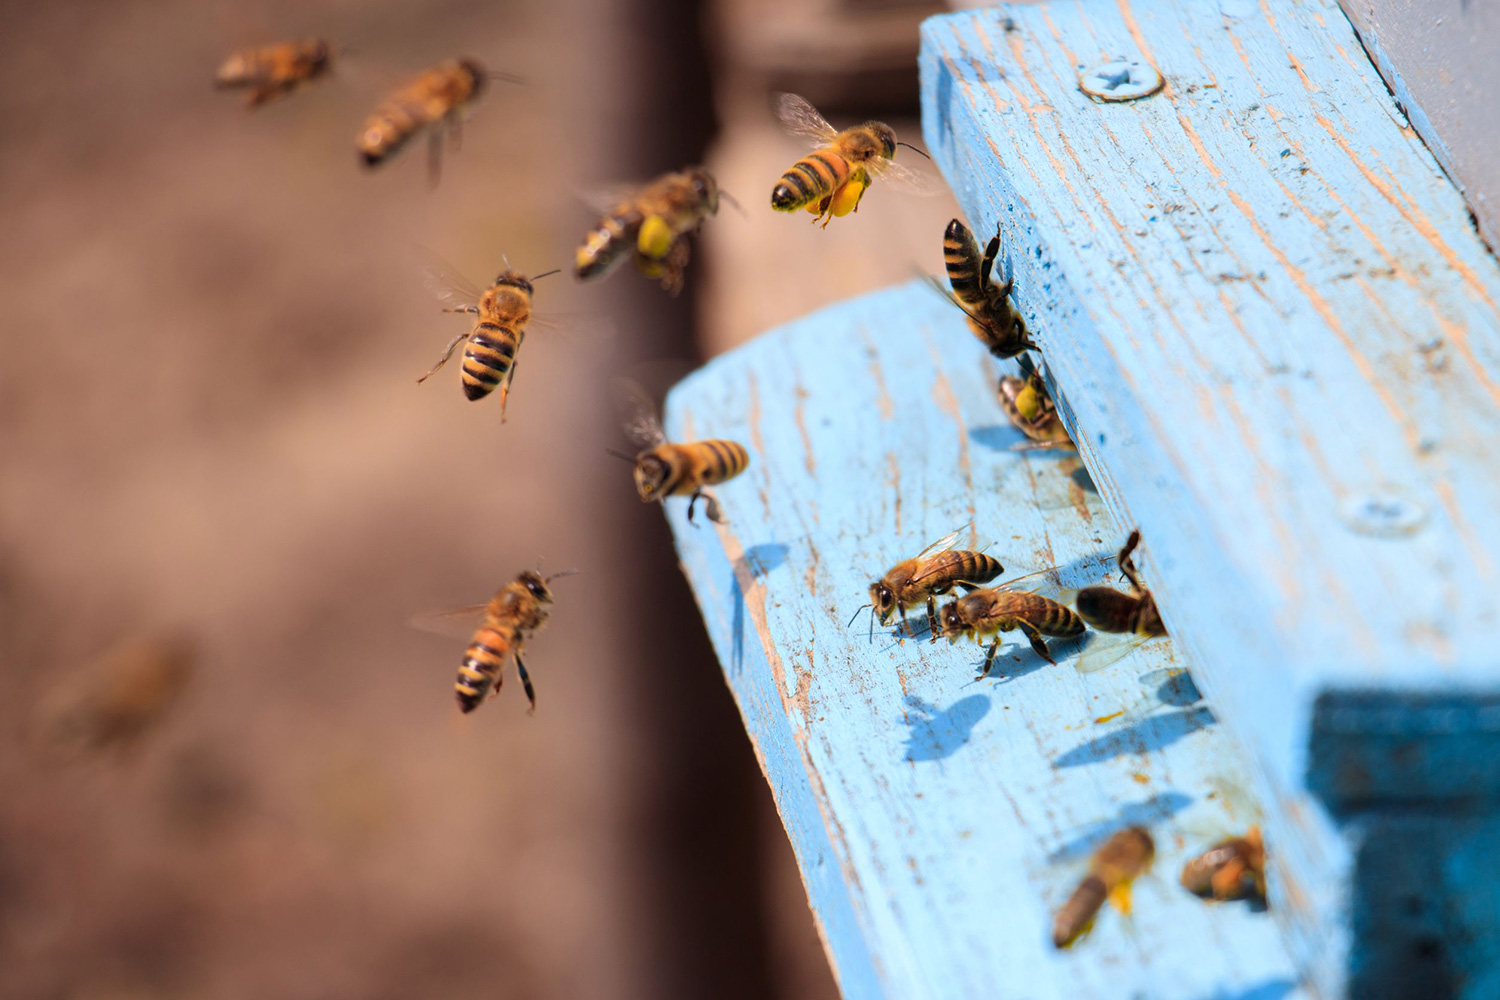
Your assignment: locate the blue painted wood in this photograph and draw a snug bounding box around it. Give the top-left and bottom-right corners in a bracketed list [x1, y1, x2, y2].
[662, 284, 1303, 999]
[918, 1, 1500, 996]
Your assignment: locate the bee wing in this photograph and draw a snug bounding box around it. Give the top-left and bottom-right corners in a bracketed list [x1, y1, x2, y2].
[774, 92, 840, 146]
[913, 525, 970, 560]
[611, 377, 667, 448]
[414, 246, 483, 311]
[576, 182, 647, 217]
[409, 603, 490, 641]
[916, 271, 989, 324]
[866, 156, 942, 196]
[1074, 632, 1161, 674]
[528, 312, 618, 345]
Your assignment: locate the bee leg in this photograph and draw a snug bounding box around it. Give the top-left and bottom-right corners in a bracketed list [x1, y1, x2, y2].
[926, 596, 940, 642]
[447, 112, 463, 152]
[1018, 622, 1057, 665]
[426, 129, 444, 189]
[417, 330, 471, 383]
[981, 226, 1002, 295]
[497, 361, 518, 423]
[703, 493, 725, 524]
[978, 639, 1002, 679]
[515, 652, 536, 715]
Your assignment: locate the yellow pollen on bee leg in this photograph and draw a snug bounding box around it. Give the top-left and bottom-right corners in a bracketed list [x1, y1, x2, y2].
[637, 215, 674, 259]
[829, 173, 868, 217]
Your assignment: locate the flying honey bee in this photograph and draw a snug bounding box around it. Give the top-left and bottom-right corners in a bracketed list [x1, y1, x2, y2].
[938, 580, 1085, 678]
[575, 167, 726, 296]
[770, 93, 932, 227]
[416, 250, 562, 421]
[34, 632, 196, 759]
[613, 380, 750, 524]
[1052, 826, 1155, 949]
[358, 57, 516, 184]
[1181, 826, 1266, 905]
[215, 39, 333, 108]
[849, 527, 1003, 641]
[998, 359, 1073, 451]
[925, 218, 1038, 359]
[418, 568, 573, 714]
[1074, 530, 1166, 637]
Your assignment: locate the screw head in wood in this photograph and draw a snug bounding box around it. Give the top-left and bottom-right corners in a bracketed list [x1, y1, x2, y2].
[1078, 60, 1164, 102]
[1338, 491, 1428, 537]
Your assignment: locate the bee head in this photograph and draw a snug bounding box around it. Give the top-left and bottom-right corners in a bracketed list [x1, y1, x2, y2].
[939, 599, 966, 639]
[868, 581, 897, 623]
[517, 570, 553, 603]
[685, 166, 720, 213]
[632, 453, 671, 501]
[307, 40, 333, 74]
[494, 270, 534, 294]
[865, 121, 898, 159]
[458, 57, 488, 95]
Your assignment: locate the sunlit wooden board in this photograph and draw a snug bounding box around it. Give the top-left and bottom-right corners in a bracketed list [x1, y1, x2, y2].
[919, 1, 1500, 996]
[661, 283, 1302, 1000]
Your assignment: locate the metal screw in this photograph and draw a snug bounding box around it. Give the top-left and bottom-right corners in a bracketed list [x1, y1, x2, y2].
[1338, 491, 1428, 538]
[1078, 60, 1164, 102]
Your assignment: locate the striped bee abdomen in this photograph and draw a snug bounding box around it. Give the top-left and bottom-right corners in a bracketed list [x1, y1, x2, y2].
[359, 96, 425, 166]
[1052, 875, 1107, 948]
[460, 323, 520, 401]
[943, 218, 987, 308]
[1030, 596, 1086, 637]
[696, 439, 750, 485]
[928, 551, 1004, 590]
[456, 623, 514, 713]
[771, 149, 851, 211]
[575, 206, 645, 280]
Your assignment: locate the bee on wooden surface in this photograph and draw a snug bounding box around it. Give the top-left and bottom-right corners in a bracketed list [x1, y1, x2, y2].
[770, 93, 933, 227]
[850, 527, 1003, 641]
[938, 583, 1085, 678]
[34, 632, 196, 759]
[1181, 826, 1266, 905]
[925, 218, 1038, 360]
[613, 380, 750, 525]
[575, 167, 726, 296]
[358, 58, 515, 184]
[215, 39, 333, 108]
[1075, 529, 1166, 637]
[1052, 826, 1154, 949]
[418, 569, 573, 714]
[998, 359, 1073, 451]
[416, 250, 562, 421]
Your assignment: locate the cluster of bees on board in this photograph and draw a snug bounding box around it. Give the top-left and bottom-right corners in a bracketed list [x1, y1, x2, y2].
[38, 37, 1264, 955]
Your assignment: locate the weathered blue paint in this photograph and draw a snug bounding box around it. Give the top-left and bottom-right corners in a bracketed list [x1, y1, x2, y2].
[918, 0, 1500, 996]
[663, 283, 1302, 999]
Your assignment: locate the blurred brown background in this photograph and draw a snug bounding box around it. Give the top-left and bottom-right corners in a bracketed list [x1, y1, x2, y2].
[0, 0, 955, 997]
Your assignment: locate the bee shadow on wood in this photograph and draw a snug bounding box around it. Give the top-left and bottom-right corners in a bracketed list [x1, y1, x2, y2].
[1216, 979, 1299, 1000]
[1051, 705, 1217, 769]
[967, 424, 1030, 451]
[729, 543, 789, 675]
[1047, 791, 1195, 864]
[900, 693, 992, 762]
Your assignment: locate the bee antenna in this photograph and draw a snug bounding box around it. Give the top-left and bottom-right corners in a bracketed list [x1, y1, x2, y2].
[486, 70, 526, 86]
[604, 446, 637, 463]
[845, 603, 871, 628]
[719, 190, 746, 217]
[502, 254, 512, 271]
[896, 141, 931, 159]
[545, 568, 580, 582]
[530, 268, 563, 282]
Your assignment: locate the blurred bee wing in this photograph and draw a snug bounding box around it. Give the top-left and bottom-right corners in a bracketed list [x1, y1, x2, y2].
[1074, 632, 1161, 675]
[611, 377, 667, 448]
[868, 156, 942, 196]
[414, 246, 483, 311]
[528, 313, 618, 346]
[409, 603, 490, 640]
[913, 524, 970, 560]
[576, 182, 646, 216]
[774, 92, 839, 145]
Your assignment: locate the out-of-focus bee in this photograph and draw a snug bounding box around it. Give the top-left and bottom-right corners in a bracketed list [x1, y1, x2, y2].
[215, 39, 333, 108]
[770, 93, 932, 227]
[1075, 529, 1167, 637]
[1052, 826, 1155, 948]
[575, 167, 725, 296]
[358, 58, 515, 184]
[34, 632, 196, 759]
[938, 583, 1085, 678]
[925, 218, 1038, 359]
[1181, 826, 1267, 905]
[999, 358, 1073, 451]
[850, 527, 1003, 640]
[416, 250, 562, 421]
[614, 380, 750, 524]
[419, 569, 573, 714]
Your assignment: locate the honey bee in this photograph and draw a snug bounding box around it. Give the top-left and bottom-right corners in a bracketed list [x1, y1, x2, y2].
[1052, 826, 1155, 948]
[358, 58, 514, 184]
[925, 218, 1038, 359]
[850, 528, 1003, 640]
[416, 250, 562, 421]
[998, 359, 1073, 451]
[770, 93, 932, 227]
[215, 39, 333, 108]
[34, 632, 196, 758]
[420, 569, 573, 714]
[614, 380, 750, 524]
[1180, 826, 1267, 905]
[938, 582, 1085, 678]
[575, 167, 724, 296]
[1074, 530, 1166, 636]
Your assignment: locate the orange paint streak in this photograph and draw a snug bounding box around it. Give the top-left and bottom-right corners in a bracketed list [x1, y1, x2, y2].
[1286, 52, 1319, 94]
